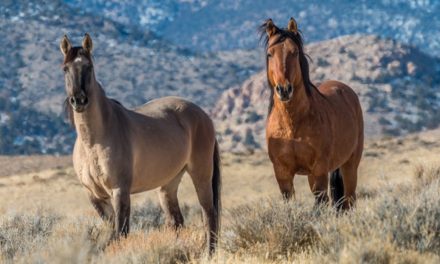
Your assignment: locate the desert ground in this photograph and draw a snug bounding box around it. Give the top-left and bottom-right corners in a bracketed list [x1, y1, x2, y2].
[0, 130, 439, 263]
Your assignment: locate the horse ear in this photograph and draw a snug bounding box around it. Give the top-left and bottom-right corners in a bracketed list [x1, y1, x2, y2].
[82, 33, 93, 53]
[287, 17, 298, 34]
[60, 35, 72, 56]
[266, 19, 276, 37]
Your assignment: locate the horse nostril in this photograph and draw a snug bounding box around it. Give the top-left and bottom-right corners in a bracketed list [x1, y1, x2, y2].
[276, 85, 282, 94]
[287, 85, 293, 94]
[69, 97, 76, 105]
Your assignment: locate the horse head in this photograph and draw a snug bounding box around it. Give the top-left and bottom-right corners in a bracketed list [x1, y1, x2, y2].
[261, 18, 314, 104]
[60, 33, 94, 113]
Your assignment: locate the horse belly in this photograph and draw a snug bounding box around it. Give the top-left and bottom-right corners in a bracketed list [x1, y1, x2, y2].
[130, 164, 186, 194]
[130, 138, 190, 193]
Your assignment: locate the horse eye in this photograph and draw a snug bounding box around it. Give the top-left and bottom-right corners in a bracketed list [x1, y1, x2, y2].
[63, 66, 68, 72]
[267, 53, 272, 59]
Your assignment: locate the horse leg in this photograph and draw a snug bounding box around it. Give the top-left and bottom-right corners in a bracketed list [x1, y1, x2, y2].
[330, 169, 345, 210]
[340, 154, 361, 210]
[274, 165, 295, 200]
[276, 178, 294, 200]
[157, 171, 185, 229]
[187, 163, 218, 255]
[89, 195, 115, 223]
[307, 173, 329, 206]
[111, 188, 131, 237]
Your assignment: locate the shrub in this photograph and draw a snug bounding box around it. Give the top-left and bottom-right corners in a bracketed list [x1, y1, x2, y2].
[223, 199, 323, 260]
[0, 211, 60, 261]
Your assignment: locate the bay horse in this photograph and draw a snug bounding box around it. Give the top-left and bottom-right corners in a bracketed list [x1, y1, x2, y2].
[260, 18, 363, 210]
[60, 34, 221, 253]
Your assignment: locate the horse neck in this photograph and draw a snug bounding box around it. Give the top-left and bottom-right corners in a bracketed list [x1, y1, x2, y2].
[273, 82, 312, 131]
[73, 77, 111, 147]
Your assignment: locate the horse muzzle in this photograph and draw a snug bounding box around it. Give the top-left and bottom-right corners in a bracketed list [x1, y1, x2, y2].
[275, 84, 293, 102]
[69, 93, 89, 112]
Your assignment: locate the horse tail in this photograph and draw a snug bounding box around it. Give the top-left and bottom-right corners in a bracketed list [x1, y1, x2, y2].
[330, 168, 344, 210]
[212, 140, 222, 229]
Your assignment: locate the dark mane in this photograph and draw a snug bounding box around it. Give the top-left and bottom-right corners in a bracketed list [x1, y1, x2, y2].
[64, 96, 124, 127]
[63, 46, 92, 64]
[259, 20, 319, 116]
[64, 97, 75, 126]
[111, 99, 122, 106]
[63, 46, 93, 126]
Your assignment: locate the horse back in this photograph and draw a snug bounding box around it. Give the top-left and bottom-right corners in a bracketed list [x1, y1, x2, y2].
[133, 96, 214, 135]
[318, 80, 359, 105]
[318, 80, 362, 121]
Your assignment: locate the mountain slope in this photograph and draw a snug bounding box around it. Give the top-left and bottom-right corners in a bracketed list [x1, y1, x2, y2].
[70, 0, 440, 56]
[161, 1, 440, 54]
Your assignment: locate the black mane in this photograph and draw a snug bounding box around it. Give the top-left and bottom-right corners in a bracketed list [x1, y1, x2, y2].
[259, 20, 319, 116]
[64, 97, 75, 126]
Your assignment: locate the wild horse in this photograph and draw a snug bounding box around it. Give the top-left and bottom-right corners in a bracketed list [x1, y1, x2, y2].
[261, 18, 363, 210]
[60, 34, 221, 253]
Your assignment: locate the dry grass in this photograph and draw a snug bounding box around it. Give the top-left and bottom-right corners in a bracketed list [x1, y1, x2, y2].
[414, 164, 440, 187]
[0, 169, 438, 264]
[221, 175, 440, 263]
[0, 155, 71, 177]
[224, 200, 322, 259]
[0, 131, 439, 263]
[103, 228, 206, 264]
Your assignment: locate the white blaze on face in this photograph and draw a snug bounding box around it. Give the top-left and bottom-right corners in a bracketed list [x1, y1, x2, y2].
[74, 57, 82, 63]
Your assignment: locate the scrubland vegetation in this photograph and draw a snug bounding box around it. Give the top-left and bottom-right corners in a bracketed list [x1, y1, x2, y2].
[0, 162, 438, 263]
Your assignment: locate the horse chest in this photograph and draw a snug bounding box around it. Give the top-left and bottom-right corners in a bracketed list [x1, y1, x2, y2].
[75, 146, 114, 198]
[268, 134, 316, 172]
[86, 156, 106, 179]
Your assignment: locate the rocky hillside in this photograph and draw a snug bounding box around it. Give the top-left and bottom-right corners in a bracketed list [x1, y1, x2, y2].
[69, 0, 440, 56]
[213, 35, 440, 153]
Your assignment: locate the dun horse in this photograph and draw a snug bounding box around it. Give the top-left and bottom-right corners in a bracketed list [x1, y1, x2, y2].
[60, 34, 221, 253]
[261, 18, 364, 210]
